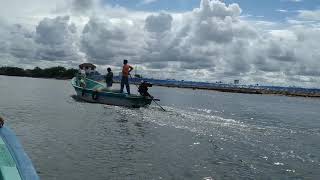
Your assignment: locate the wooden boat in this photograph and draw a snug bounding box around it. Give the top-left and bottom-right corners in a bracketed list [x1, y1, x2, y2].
[71, 77, 153, 108]
[0, 125, 39, 180]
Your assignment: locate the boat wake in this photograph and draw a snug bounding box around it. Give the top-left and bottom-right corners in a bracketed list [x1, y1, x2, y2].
[103, 104, 320, 167]
[104, 104, 319, 139]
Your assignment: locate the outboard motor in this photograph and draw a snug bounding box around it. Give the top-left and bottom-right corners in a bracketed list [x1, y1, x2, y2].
[138, 81, 153, 98]
[0, 116, 4, 128]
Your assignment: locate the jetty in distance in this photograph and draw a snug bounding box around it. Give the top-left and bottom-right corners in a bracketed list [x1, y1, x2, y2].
[91, 75, 320, 98]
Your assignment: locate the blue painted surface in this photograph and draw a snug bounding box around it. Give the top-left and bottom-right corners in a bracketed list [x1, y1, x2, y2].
[0, 126, 40, 180]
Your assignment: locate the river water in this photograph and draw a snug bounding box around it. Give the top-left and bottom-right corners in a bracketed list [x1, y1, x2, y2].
[0, 75, 319, 180]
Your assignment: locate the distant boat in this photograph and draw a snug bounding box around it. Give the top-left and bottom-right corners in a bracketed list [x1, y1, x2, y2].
[71, 77, 153, 108]
[0, 126, 39, 180]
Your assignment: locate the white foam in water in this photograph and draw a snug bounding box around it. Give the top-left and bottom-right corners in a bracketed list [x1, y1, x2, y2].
[106, 104, 280, 142]
[274, 162, 284, 166]
[104, 105, 313, 148]
[203, 177, 214, 180]
[151, 105, 246, 130]
[104, 104, 247, 139]
[103, 104, 320, 167]
[286, 169, 296, 173]
[188, 107, 212, 114]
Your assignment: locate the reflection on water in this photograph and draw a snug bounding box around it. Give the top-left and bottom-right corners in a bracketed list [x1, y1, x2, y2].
[1, 76, 320, 180]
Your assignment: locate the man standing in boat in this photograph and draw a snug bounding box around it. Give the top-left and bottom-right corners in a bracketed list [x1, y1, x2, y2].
[120, 59, 133, 95]
[105, 67, 113, 88]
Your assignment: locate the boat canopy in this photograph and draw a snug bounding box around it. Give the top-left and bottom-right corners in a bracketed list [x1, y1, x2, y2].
[79, 63, 96, 70]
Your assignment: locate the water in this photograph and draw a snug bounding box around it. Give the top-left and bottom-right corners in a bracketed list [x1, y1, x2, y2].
[0, 75, 320, 180]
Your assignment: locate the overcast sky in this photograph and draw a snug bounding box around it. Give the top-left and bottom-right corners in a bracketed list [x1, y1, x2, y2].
[0, 0, 320, 87]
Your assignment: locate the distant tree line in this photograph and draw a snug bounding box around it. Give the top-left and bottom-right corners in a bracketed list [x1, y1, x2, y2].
[0, 66, 78, 79]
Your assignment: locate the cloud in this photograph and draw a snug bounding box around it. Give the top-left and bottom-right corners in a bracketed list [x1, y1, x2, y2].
[141, 0, 158, 5]
[297, 9, 320, 21]
[0, 0, 67, 24]
[145, 13, 173, 33]
[36, 16, 75, 45]
[277, 9, 289, 13]
[142, 0, 256, 76]
[72, 0, 94, 12]
[0, 0, 320, 87]
[0, 15, 81, 66]
[8, 25, 36, 59]
[80, 16, 147, 65]
[198, 0, 242, 18]
[34, 16, 80, 61]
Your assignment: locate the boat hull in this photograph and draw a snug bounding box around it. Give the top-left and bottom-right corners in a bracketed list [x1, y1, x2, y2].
[71, 77, 152, 108]
[0, 126, 39, 180]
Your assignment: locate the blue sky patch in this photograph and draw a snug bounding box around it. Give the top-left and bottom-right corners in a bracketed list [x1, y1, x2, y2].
[104, 0, 319, 21]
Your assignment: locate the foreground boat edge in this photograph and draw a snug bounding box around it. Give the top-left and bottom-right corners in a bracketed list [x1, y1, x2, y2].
[0, 126, 40, 180]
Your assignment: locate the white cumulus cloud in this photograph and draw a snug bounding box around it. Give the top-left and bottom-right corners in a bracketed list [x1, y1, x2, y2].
[0, 0, 320, 87]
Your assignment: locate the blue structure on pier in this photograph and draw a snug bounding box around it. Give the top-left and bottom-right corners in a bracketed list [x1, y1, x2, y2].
[90, 75, 320, 95]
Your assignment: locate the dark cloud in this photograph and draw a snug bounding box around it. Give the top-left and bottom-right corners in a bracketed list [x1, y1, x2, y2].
[145, 13, 173, 33]
[36, 16, 72, 45]
[180, 59, 214, 70]
[7, 25, 36, 59]
[0, 16, 80, 63]
[286, 65, 320, 77]
[254, 58, 281, 72]
[80, 18, 127, 62]
[80, 17, 144, 65]
[267, 40, 297, 62]
[145, 62, 168, 69]
[72, 0, 94, 13]
[34, 16, 79, 61]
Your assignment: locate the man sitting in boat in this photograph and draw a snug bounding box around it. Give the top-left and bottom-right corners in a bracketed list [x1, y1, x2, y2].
[105, 67, 113, 88]
[75, 71, 86, 88]
[79, 78, 86, 88]
[0, 116, 4, 128]
[138, 81, 153, 98]
[120, 59, 133, 95]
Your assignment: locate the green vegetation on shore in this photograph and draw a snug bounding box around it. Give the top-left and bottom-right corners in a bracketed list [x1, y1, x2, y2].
[0, 66, 78, 79]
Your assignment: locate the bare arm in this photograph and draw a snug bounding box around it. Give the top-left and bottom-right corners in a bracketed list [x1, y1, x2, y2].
[129, 66, 134, 73]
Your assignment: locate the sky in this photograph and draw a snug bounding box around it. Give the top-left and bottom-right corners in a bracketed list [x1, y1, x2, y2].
[107, 0, 319, 21]
[0, 0, 320, 87]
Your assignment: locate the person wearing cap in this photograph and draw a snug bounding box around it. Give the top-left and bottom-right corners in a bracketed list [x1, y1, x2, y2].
[120, 59, 133, 95]
[138, 80, 153, 98]
[105, 67, 113, 88]
[0, 116, 4, 128]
